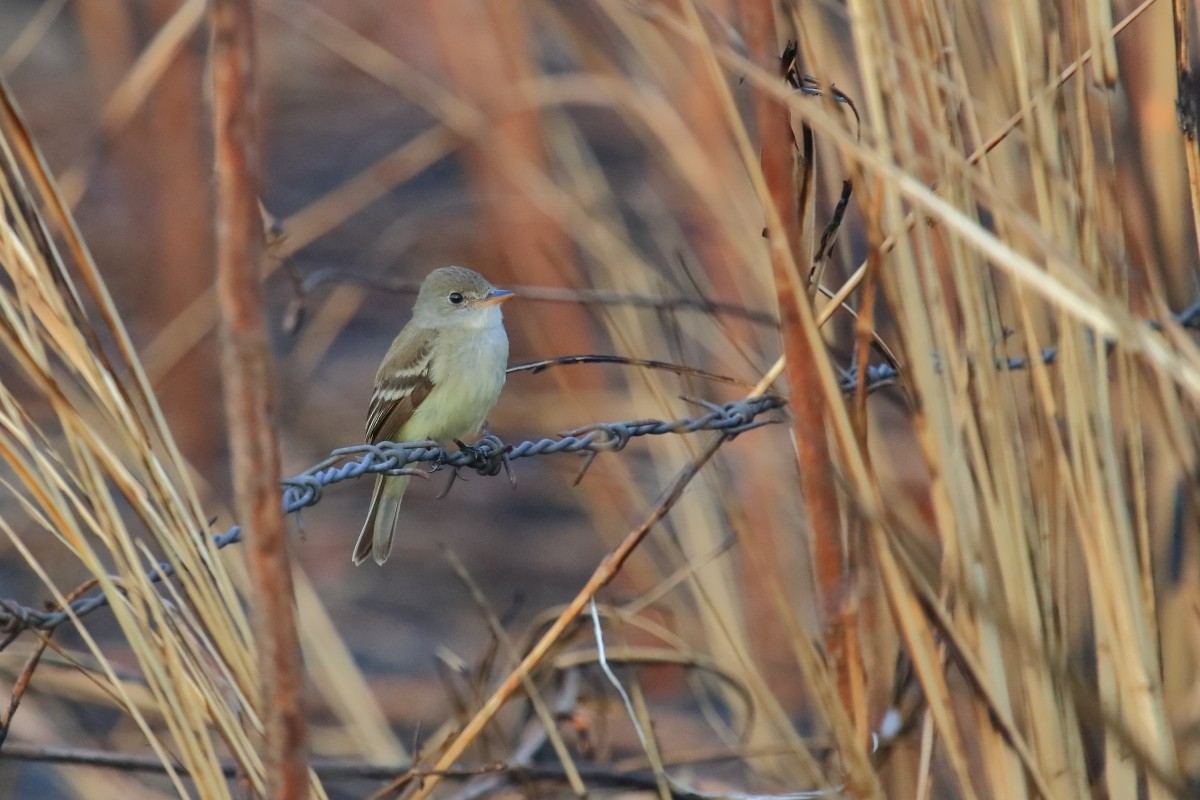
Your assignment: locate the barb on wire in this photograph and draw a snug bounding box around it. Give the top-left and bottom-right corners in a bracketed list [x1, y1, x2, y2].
[0, 396, 786, 639]
[837, 297, 1200, 391]
[0, 526, 245, 638]
[278, 395, 786, 515]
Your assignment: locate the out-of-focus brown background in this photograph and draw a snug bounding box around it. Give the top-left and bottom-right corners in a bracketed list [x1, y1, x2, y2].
[1, 0, 1198, 798]
[1, 3, 804, 797]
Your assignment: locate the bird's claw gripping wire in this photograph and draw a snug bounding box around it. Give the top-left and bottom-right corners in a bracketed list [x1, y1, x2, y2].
[437, 435, 515, 499]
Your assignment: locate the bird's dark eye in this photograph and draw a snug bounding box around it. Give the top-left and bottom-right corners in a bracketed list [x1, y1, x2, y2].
[448, 292, 464, 305]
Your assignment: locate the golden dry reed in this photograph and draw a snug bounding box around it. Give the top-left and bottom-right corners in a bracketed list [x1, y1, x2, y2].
[1, 1, 1198, 799]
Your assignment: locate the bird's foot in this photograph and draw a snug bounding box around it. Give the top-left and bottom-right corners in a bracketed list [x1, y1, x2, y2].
[454, 434, 516, 488]
[453, 437, 488, 463]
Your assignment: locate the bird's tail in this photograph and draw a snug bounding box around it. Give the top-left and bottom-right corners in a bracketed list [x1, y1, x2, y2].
[352, 474, 410, 565]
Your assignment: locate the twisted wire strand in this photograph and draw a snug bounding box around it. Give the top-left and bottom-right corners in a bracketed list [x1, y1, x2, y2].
[279, 395, 785, 514]
[0, 396, 785, 637]
[4, 296, 1197, 638]
[836, 298, 1200, 389]
[0, 526, 245, 641]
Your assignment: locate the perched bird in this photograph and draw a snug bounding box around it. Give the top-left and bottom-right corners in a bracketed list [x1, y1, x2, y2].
[353, 266, 513, 565]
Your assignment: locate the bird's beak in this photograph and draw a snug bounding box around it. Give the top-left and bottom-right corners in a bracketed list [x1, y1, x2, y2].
[474, 288, 515, 307]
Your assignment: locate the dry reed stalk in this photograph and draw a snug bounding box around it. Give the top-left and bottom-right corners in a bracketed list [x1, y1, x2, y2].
[1173, 0, 1200, 258]
[653, 8, 883, 791]
[528, 6, 848, 790]
[0, 77, 294, 800]
[529, 7, 821, 787]
[21, 4, 401, 784]
[422, 0, 594, 360]
[8, 0, 1194, 796]
[208, 0, 307, 797]
[739, 0, 859, 734]
[664, 2, 1192, 798]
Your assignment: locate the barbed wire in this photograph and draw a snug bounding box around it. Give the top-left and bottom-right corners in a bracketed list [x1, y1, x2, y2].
[0, 526, 246, 643]
[0, 395, 786, 639]
[279, 394, 785, 514]
[838, 298, 1200, 390]
[2, 296, 1197, 640]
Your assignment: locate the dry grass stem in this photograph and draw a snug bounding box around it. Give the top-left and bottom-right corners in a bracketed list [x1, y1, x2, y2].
[1, 0, 1197, 797]
[209, 0, 308, 796]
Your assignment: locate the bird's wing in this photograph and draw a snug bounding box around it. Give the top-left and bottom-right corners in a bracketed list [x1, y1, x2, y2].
[366, 326, 437, 444]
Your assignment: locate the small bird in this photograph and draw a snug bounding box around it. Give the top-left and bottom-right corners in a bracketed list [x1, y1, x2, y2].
[353, 266, 513, 565]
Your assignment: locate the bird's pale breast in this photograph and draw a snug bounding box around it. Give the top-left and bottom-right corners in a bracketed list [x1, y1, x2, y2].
[407, 323, 508, 443]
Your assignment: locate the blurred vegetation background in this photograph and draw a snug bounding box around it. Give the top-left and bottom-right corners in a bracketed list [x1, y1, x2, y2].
[0, 0, 1197, 798]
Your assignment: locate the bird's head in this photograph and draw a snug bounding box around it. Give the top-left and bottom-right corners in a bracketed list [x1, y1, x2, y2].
[413, 266, 514, 328]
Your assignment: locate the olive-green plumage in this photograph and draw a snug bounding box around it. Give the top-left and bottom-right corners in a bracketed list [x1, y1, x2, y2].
[353, 267, 512, 565]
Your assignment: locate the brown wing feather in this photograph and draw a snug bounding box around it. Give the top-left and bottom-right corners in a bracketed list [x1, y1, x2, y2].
[366, 332, 437, 444]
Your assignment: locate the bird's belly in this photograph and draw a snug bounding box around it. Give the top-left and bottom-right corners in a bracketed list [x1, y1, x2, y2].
[411, 337, 507, 443]
[411, 382, 499, 442]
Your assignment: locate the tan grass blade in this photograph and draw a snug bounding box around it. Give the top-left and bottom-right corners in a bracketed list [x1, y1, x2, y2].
[0, 72, 325, 797]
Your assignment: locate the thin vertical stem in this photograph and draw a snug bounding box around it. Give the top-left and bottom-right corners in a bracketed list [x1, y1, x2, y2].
[1173, 0, 1200, 261]
[738, 0, 848, 682]
[209, 1, 308, 797]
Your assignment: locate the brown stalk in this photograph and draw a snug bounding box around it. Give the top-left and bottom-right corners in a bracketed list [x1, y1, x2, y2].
[422, 0, 595, 362]
[209, 1, 307, 797]
[840, 178, 886, 748]
[1173, 0, 1200, 260]
[141, 0, 222, 473]
[737, 0, 851, 718]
